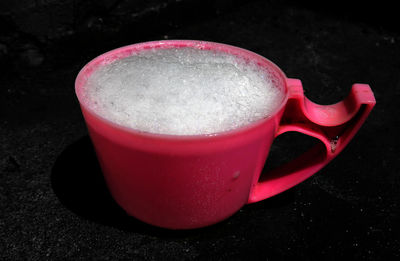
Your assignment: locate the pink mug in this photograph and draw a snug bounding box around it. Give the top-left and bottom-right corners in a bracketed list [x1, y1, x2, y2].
[75, 40, 375, 229]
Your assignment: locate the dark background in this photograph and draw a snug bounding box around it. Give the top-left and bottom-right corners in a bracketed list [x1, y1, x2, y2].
[1, 0, 399, 259]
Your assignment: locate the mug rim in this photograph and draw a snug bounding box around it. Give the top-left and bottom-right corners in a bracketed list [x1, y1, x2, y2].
[75, 39, 289, 140]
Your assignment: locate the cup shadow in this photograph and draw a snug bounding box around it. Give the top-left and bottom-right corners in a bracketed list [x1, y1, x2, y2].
[51, 136, 296, 237]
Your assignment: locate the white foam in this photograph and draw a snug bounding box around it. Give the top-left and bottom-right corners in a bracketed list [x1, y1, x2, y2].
[83, 47, 284, 135]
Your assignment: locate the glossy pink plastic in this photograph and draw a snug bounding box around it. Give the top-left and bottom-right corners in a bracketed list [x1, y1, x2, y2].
[75, 40, 375, 229]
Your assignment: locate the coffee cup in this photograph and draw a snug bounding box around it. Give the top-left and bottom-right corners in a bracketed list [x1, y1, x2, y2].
[75, 40, 375, 229]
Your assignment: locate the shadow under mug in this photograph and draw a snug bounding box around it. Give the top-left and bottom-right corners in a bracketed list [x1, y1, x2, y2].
[75, 40, 375, 229]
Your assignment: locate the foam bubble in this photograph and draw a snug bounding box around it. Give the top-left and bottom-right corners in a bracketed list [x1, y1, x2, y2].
[83, 47, 284, 135]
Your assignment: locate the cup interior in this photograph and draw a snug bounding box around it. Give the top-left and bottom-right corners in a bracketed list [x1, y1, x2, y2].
[75, 40, 288, 138]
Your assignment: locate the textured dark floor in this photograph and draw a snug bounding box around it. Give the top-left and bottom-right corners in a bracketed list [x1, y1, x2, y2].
[1, 0, 399, 260]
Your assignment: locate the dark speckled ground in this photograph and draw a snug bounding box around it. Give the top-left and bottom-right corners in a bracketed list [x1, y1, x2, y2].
[1, 0, 399, 259]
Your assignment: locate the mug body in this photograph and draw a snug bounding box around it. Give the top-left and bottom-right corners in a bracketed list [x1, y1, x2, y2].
[75, 40, 289, 229]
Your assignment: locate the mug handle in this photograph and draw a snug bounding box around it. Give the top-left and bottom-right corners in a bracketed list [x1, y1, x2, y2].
[248, 78, 376, 203]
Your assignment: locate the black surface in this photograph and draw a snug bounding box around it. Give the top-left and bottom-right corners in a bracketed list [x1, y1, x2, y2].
[1, 0, 399, 259]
